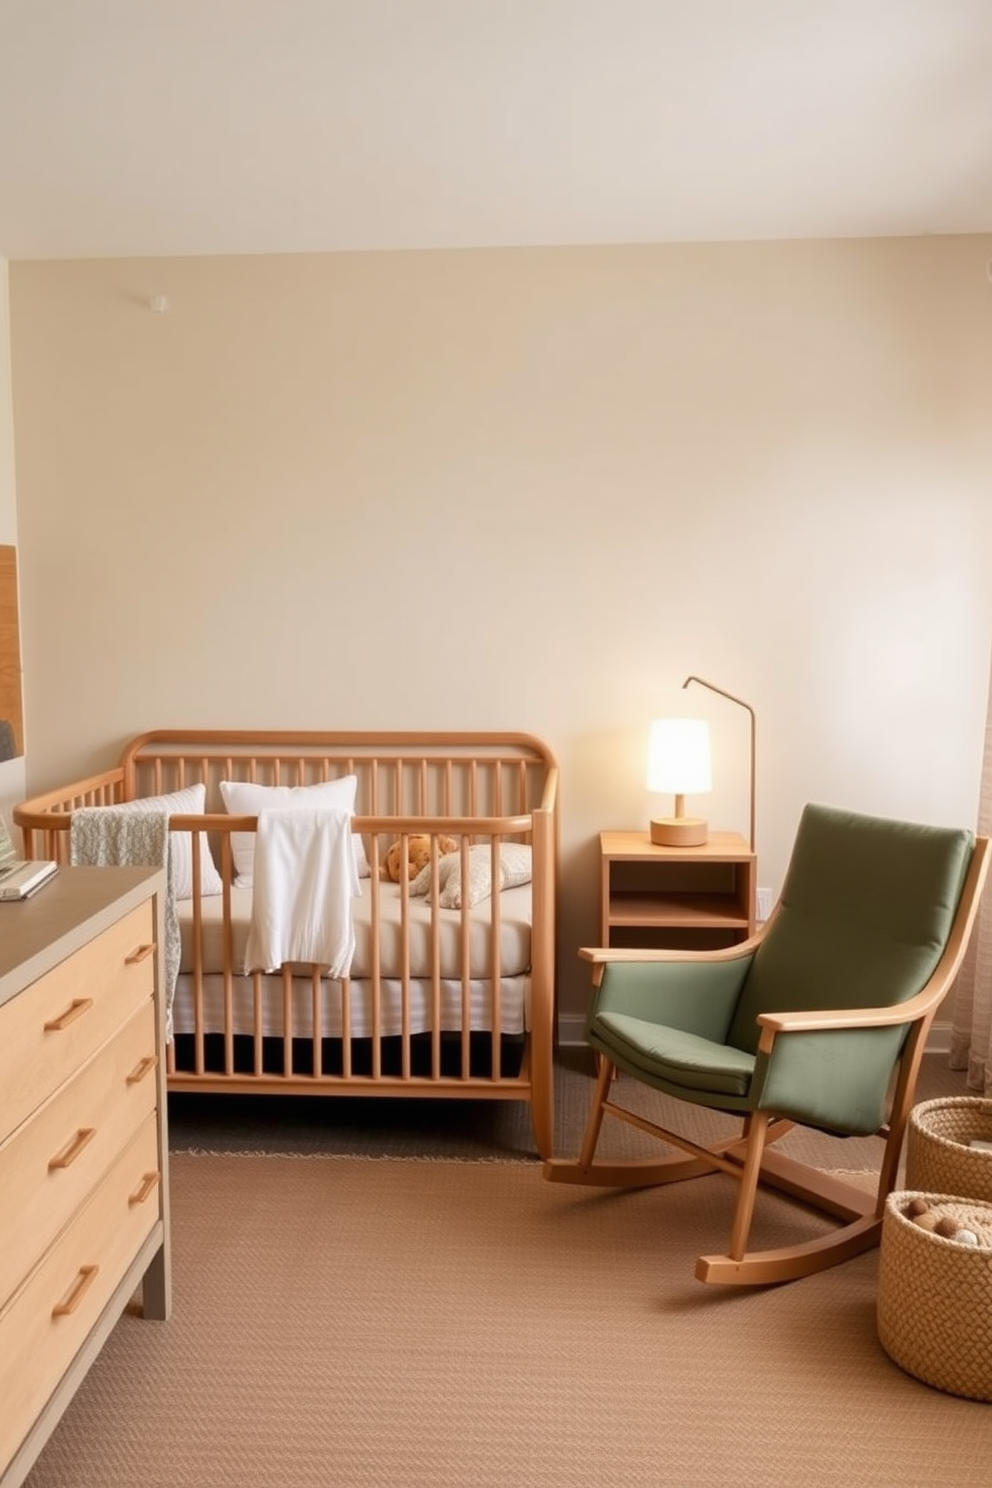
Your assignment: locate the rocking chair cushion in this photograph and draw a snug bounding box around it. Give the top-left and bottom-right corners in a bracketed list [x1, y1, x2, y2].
[728, 806, 974, 1056]
[594, 1011, 755, 1098]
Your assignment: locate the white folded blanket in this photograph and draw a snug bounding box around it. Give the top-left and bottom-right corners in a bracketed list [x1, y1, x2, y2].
[244, 806, 358, 976]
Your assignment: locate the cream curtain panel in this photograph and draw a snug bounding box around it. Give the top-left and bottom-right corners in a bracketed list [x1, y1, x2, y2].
[950, 652, 992, 1094]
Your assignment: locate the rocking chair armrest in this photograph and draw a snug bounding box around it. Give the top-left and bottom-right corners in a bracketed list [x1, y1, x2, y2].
[580, 931, 765, 969]
[755, 982, 943, 1049]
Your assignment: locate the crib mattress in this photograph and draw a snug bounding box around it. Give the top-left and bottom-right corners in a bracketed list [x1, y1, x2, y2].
[173, 880, 534, 1039]
[177, 881, 533, 980]
[171, 972, 532, 1040]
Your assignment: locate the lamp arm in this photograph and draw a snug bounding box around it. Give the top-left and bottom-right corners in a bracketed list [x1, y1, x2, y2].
[682, 675, 756, 853]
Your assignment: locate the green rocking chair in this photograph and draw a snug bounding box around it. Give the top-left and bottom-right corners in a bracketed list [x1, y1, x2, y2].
[545, 803, 989, 1286]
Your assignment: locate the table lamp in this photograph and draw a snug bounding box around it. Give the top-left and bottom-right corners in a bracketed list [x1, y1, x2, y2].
[646, 717, 712, 846]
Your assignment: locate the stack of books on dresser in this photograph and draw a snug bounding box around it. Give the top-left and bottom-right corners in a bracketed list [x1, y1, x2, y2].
[0, 809, 57, 900]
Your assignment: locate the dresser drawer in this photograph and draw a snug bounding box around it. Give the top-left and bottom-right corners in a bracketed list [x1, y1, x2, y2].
[0, 902, 156, 1139]
[0, 1113, 162, 1472]
[0, 1001, 159, 1311]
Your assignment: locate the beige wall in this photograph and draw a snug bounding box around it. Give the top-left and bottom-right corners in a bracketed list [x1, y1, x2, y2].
[9, 238, 992, 1027]
[0, 260, 26, 818]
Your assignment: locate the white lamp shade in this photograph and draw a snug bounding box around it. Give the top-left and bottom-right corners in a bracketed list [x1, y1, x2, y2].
[646, 718, 712, 796]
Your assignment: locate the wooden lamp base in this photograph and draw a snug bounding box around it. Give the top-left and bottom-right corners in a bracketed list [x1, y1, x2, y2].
[650, 816, 709, 848]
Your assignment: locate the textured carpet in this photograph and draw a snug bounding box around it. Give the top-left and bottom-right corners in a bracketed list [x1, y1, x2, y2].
[23, 1151, 992, 1488]
[166, 1046, 975, 1168]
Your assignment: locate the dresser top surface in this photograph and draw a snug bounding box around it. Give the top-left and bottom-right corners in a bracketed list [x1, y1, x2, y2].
[0, 866, 164, 1007]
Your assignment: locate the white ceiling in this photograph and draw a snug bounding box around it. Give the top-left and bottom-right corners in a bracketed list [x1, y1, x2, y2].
[1, 0, 991, 262]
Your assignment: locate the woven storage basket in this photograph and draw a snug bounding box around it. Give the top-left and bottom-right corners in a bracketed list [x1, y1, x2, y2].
[905, 1097, 992, 1202]
[877, 1190, 992, 1401]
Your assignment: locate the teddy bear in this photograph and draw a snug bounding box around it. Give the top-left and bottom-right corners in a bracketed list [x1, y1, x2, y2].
[382, 834, 457, 883]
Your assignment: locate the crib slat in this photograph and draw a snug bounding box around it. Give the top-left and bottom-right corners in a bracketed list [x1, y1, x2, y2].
[399, 847, 412, 1081]
[490, 835, 502, 1081]
[253, 975, 264, 1076]
[311, 972, 322, 1078]
[457, 837, 471, 1081]
[339, 975, 351, 1078]
[282, 969, 293, 1076]
[223, 965, 234, 1077]
[369, 862, 382, 1079]
[193, 962, 205, 1078]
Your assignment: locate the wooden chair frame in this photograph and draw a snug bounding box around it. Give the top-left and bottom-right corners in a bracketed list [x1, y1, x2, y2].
[546, 835, 990, 1286]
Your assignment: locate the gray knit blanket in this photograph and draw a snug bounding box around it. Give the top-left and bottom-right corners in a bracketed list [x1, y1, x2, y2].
[69, 807, 181, 1041]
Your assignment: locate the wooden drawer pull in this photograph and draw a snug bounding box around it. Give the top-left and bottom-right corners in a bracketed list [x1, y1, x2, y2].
[48, 1127, 97, 1171]
[44, 997, 94, 1032]
[125, 942, 156, 965]
[126, 1054, 158, 1085]
[52, 1264, 99, 1318]
[129, 1170, 161, 1206]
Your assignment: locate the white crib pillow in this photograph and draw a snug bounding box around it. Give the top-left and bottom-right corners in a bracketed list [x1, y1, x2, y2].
[409, 843, 532, 908]
[104, 784, 224, 899]
[219, 775, 367, 887]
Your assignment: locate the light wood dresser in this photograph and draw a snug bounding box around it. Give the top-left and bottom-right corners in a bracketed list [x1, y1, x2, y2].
[0, 867, 171, 1488]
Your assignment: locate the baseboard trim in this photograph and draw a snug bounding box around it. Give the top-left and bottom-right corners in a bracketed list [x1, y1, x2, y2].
[926, 1020, 952, 1055]
[558, 1013, 588, 1048]
[558, 1013, 954, 1055]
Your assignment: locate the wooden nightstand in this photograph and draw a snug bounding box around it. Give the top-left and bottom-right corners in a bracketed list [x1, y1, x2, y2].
[599, 830, 756, 951]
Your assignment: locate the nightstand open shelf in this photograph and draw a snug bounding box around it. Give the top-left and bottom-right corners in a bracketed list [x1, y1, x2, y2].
[600, 830, 756, 951]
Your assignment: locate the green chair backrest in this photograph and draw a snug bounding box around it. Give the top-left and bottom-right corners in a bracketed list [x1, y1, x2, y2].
[728, 803, 974, 1056]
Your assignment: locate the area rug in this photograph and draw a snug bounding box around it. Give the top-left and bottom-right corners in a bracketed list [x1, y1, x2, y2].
[164, 1048, 975, 1166]
[23, 1153, 992, 1488]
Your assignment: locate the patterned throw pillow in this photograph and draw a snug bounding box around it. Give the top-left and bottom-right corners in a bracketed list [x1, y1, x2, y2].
[409, 843, 532, 908]
[107, 784, 223, 898]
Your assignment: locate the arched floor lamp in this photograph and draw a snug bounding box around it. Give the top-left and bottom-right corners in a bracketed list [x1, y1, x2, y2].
[682, 675, 756, 853]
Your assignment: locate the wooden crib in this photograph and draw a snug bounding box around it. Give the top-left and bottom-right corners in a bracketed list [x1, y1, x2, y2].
[15, 730, 559, 1157]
